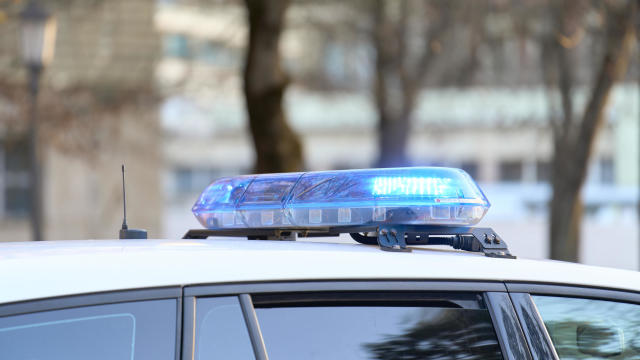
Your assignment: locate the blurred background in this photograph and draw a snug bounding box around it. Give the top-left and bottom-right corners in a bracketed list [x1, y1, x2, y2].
[0, 0, 637, 269]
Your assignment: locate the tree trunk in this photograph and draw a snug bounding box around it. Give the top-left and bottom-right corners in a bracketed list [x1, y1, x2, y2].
[243, 0, 303, 174]
[549, 148, 583, 262]
[372, 0, 451, 168]
[374, 48, 413, 168]
[376, 112, 411, 168]
[373, 0, 412, 168]
[547, 0, 636, 261]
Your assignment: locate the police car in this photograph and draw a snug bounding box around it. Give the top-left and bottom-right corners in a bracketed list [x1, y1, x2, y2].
[1, 167, 639, 360]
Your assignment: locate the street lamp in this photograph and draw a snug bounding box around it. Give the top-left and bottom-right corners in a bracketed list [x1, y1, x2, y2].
[20, 0, 56, 241]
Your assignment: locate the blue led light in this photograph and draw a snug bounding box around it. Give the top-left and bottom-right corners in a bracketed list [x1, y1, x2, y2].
[192, 167, 490, 229]
[371, 176, 456, 197]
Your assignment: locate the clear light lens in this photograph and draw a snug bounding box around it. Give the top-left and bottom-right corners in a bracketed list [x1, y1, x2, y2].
[192, 167, 490, 229]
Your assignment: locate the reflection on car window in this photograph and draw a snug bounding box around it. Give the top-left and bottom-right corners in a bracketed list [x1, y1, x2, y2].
[0, 299, 177, 360]
[254, 304, 502, 360]
[533, 295, 640, 359]
[196, 296, 255, 360]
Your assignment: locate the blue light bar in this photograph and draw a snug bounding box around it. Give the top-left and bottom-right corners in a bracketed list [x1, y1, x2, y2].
[192, 167, 490, 229]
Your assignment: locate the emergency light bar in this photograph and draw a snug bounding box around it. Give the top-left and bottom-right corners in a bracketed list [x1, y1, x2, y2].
[192, 167, 490, 230]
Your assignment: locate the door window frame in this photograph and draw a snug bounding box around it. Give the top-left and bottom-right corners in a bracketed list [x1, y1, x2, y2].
[0, 287, 183, 360]
[184, 280, 529, 360]
[3, 280, 639, 360]
[507, 282, 640, 360]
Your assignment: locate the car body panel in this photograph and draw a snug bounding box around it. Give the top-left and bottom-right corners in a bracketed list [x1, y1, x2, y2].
[1, 238, 639, 304]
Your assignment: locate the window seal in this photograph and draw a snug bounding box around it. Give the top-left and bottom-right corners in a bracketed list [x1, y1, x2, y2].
[508, 293, 559, 360]
[505, 282, 640, 304]
[239, 294, 269, 360]
[181, 296, 196, 360]
[175, 295, 183, 360]
[251, 291, 484, 309]
[185, 280, 507, 297]
[484, 292, 532, 360]
[0, 287, 182, 318]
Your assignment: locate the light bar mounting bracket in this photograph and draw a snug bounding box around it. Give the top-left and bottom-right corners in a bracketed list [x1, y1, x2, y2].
[376, 225, 411, 252]
[183, 224, 515, 258]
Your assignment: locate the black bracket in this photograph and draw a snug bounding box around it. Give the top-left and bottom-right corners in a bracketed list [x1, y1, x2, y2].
[119, 228, 147, 240]
[350, 226, 515, 258]
[182, 224, 515, 258]
[183, 228, 320, 241]
[376, 225, 411, 252]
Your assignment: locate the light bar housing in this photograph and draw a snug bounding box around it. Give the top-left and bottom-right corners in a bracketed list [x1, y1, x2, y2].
[192, 167, 490, 230]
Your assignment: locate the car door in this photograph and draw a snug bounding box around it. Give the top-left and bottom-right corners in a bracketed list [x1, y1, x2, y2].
[508, 283, 640, 360]
[183, 280, 532, 360]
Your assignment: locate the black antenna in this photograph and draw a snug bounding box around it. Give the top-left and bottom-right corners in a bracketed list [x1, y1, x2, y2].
[121, 165, 128, 231]
[119, 164, 147, 240]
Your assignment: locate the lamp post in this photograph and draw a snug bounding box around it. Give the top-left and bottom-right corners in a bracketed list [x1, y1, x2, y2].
[20, 0, 56, 241]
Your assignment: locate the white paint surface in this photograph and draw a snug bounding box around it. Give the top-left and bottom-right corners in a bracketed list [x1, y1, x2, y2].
[1, 238, 639, 305]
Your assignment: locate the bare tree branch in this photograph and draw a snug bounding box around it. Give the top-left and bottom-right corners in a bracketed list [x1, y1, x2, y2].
[573, 0, 636, 167]
[547, 0, 636, 261]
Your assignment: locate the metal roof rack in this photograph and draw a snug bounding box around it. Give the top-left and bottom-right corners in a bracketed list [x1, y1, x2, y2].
[183, 224, 515, 259]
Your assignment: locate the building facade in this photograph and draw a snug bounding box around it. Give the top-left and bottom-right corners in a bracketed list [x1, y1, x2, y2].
[0, 0, 162, 241]
[156, 1, 638, 269]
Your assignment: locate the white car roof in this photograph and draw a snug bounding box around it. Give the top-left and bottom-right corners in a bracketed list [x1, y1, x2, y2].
[1, 238, 639, 304]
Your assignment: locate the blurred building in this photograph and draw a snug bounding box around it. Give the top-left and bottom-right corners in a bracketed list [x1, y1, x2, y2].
[0, 0, 162, 241]
[0, 0, 633, 271]
[156, 1, 638, 270]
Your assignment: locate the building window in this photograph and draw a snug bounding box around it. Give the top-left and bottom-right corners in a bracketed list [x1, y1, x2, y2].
[1, 138, 30, 218]
[324, 42, 347, 86]
[173, 167, 224, 195]
[194, 41, 239, 68]
[499, 160, 522, 182]
[174, 167, 193, 194]
[600, 158, 614, 184]
[536, 160, 551, 183]
[163, 34, 190, 59]
[460, 161, 479, 180]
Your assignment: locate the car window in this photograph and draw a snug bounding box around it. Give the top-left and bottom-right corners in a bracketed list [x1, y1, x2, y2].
[252, 292, 502, 360]
[0, 299, 177, 360]
[532, 295, 640, 359]
[195, 296, 255, 360]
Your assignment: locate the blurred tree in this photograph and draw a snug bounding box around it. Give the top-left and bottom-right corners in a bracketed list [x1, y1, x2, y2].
[372, 0, 451, 167]
[243, 0, 303, 173]
[364, 309, 501, 359]
[0, 0, 162, 240]
[543, 0, 636, 262]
